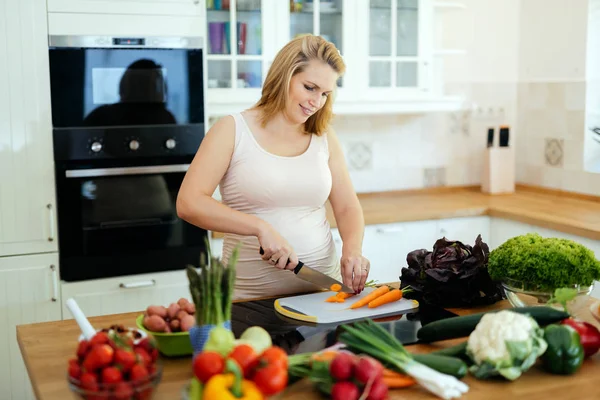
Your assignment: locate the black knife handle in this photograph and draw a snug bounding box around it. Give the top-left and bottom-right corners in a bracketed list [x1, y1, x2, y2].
[259, 247, 303, 272]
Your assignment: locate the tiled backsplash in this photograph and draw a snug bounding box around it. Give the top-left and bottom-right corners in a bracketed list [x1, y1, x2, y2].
[516, 82, 600, 196]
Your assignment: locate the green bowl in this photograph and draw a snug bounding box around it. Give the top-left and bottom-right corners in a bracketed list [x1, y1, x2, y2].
[135, 314, 193, 357]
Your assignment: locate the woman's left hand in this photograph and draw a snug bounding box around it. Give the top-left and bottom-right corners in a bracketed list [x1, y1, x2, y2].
[340, 250, 370, 293]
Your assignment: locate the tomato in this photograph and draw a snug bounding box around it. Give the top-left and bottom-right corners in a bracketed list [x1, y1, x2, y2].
[228, 344, 259, 378]
[253, 364, 288, 396]
[192, 351, 225, 383]
[260, 346, 288, 370]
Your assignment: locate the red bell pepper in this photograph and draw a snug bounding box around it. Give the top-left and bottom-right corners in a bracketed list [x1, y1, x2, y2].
[560, 318, 600, 358]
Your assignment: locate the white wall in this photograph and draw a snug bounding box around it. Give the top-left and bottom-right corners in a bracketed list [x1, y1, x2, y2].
[336, 0, 520, 193]
[515, 0, 600, 195]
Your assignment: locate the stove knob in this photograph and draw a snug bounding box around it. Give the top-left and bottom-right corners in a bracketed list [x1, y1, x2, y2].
[165, 138, 176, 150]
[129, 139, 140, 151]
[90, 141, 103, 153]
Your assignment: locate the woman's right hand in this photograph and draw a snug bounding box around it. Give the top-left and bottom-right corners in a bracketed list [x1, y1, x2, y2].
[257, 224, 298, 270]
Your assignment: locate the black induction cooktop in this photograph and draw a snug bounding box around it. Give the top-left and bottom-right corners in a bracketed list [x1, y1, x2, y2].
[230, 299, 459, 355]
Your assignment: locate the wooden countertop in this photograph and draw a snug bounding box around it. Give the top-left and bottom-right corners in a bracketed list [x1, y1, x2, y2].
[16, 296, 600, 400]
[211, 185, 600, 241]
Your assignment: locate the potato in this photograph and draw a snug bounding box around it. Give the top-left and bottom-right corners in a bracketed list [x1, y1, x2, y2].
[180, 314, 195, 332]
[167, 303, 181, 320]
[170, 319, 181, 332]
[146, 305, 168, 318]
[143, 315, 167, 333]
[176, 310, 189, 321]
[184, 302, 196, 315]
[177, 298, 190, 308]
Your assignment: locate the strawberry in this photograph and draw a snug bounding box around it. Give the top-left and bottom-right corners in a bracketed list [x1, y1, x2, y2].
[134, 348, 152, 368]
[114, 348, 137, 373]
[101, 366, 123, 385]
[76, 340, 90, 360]
[83, 344, 114, 371]
[79, 372, 99, 391]
[129, 364, 149, 385]
[113, 382, 134, 400]
[68, 358, 81, 380]
[89, 332, 110, 347]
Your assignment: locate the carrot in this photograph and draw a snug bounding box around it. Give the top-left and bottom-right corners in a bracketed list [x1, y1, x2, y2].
[325, 295, 339, 302]
[350, 286, 390, 309]
[336, 292, 355, 300]
[368, 289, 403, 308]
[330, 283, 342, 292]
[310, 350, 338, 362]
[382, 373, 417, 388]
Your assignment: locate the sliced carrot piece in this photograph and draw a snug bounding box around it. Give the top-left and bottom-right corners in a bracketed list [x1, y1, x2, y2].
[368, 289, 403, 308]
[336, 292, 355, 300]
[350, 286, 390, 309]
[330, 283, 342, 292]
[325, 295, 339, 302]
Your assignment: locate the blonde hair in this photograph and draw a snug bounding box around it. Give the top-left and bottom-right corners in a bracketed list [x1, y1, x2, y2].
[253, 35, 346, 136]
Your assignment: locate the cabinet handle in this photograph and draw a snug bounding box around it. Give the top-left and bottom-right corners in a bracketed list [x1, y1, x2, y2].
[50, 265, 58, 302]
[47, 204, 55, 242]
[119, 280, 156, 289]
[376, 226, 405, 234]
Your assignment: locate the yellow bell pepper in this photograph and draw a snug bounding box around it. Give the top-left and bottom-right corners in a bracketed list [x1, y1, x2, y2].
[202, 359, 264, 400]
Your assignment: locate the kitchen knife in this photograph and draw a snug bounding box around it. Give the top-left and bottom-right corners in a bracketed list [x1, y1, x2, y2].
[259, 247, 354, 293]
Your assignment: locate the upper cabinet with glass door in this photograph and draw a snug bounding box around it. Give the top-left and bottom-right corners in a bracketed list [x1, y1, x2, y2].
[285, 0, 356, 102]
[205, 0, 277, 112]
[357, 0, 432, 102]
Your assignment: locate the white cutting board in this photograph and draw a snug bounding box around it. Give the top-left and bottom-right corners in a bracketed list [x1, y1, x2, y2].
[274, 287, 419, 324]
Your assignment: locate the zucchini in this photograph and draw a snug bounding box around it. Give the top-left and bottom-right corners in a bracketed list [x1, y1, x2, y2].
[417, 306, 569, 343]
[412, 353, 468, 379]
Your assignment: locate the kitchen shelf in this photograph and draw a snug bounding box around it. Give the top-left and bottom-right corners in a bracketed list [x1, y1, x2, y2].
[207, 8, 261, 14]
[206, 96, 465, 117]
[433, 1, 466, 10]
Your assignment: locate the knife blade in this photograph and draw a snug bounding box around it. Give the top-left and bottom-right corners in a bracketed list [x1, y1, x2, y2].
[259, 247, 354, 293]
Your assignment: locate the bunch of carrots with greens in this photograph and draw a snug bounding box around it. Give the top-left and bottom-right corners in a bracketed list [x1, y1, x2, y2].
[326, 282, 413, 309]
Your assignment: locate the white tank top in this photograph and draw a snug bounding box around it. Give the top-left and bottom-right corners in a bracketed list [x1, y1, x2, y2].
[219, 113, 341, 300]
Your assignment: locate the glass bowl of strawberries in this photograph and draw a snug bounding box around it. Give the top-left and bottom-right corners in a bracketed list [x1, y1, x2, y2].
[67, 327, 163, 400]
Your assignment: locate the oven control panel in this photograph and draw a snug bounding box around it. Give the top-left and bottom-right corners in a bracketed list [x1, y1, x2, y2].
[53, 125, 204, 161]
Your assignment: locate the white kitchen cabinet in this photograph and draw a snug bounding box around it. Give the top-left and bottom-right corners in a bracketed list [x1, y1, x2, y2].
[437, 216, 491, 245]
[47, 0, 204, 16]
[206, 0, 463, 116]
[334, 220, 438, 284]
[488, 218, 535, 250]
[61, 270, 192, 318]
[0, 253, 62, 400]
[0, 0, 58, 257]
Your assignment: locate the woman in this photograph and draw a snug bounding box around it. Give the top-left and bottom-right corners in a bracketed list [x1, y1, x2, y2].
[177, 35, 370, 300]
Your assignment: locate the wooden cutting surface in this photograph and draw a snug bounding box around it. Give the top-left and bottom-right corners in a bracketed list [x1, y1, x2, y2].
[16, 295, 600, 400]
[211, 185, 600, 240]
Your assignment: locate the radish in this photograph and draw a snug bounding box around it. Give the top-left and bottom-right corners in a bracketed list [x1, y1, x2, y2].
[329, 352, 356, 381]
[331, 381, 360, 400]
[353, 355, 384, 385]
[365, 378, 388, 400]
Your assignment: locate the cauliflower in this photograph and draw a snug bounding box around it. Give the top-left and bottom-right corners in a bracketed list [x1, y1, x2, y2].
[466, 310, 548, 381]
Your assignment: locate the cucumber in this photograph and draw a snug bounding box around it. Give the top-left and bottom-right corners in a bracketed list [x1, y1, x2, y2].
[417, 306, 569, 343]
[412, 353, 468, 379]
[430, 341, 469, 362]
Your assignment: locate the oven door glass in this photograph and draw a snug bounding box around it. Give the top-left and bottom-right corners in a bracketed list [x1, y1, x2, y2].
[56, 165, 207, 281]
[49, 47, 204, 128]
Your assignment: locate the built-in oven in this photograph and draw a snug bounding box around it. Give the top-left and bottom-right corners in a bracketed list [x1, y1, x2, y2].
[49, 35, 207, 282]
